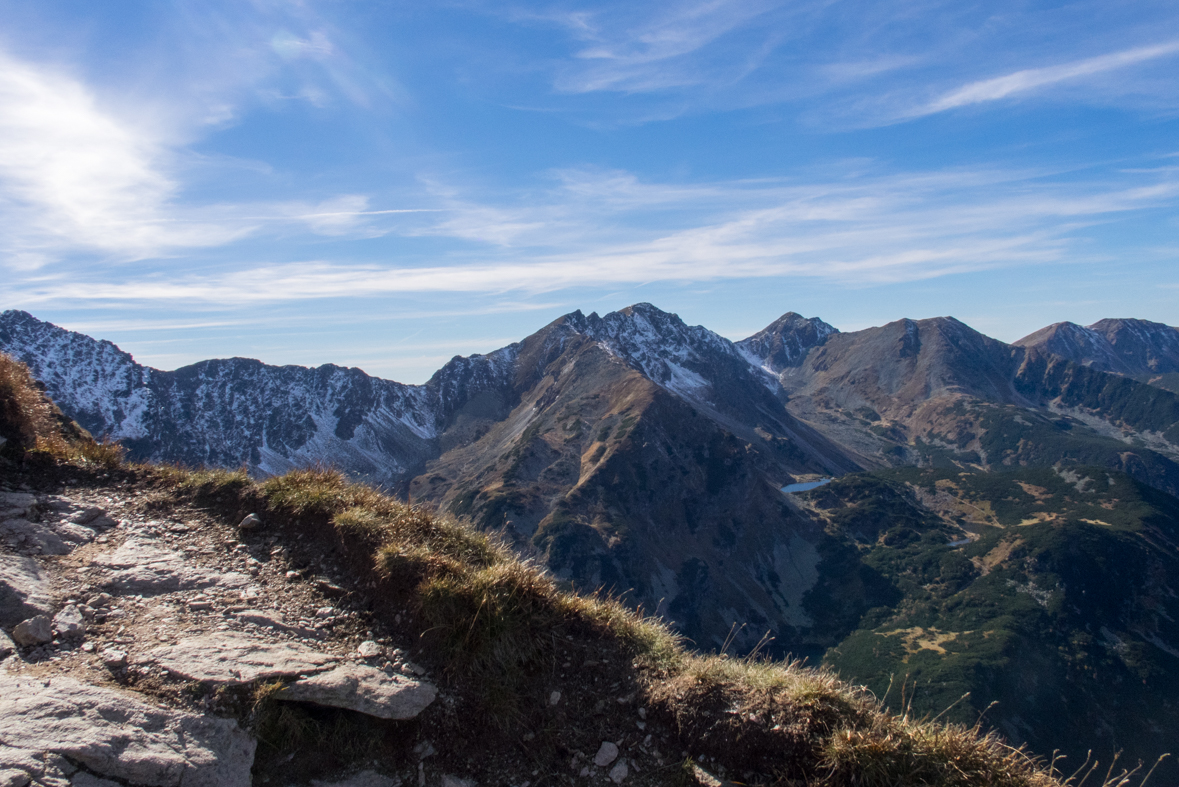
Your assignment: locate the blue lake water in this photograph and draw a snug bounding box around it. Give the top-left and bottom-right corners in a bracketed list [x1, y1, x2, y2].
[781, 478, 833, 493]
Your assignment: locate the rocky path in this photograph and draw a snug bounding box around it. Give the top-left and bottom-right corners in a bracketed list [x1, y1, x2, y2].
[0, 477, 437, 787]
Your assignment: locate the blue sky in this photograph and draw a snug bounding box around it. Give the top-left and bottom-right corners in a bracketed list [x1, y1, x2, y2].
[1, 0, 1177, 382]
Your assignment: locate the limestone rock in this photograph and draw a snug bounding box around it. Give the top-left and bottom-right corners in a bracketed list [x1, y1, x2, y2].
[356, 640, 382, 658]
[609, 761, 628, 784]
[278, 663, 437, 719]
[53, 605, 85, 637]
[238, 513, 261, 530]
[0, 493, 36, 520]
[68, 507, 105, 525]
[0, 768, 31, 787]
[92, 537, 251, 594]
[594, 741, 619, 767]
[11, 615, 52, 647]
[0, 674, 255, 787]
[145, 631, 337, 684]
[100, 649, 128, 668]
[0, 518, 70, 555]
[0, 631, 13, 660]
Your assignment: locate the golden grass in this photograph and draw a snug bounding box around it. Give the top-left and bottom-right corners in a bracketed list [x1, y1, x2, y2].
[1, 351, 123, 467]
[0, 352, 61, 450]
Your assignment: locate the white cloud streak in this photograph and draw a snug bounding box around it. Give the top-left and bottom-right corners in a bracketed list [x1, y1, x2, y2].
[13, 163, 1177, 305]
[911, 40, 1179, 118]
[0, 47, 427, 261]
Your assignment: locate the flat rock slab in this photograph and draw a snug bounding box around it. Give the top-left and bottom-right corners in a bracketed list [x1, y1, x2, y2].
[0, 493, 37, 519]
[1, 518, 70, 555]
[145, 631, 338, 684]
[92, 537, 252, 595]
[0, 674, 255, 787]
[0, 553, 51, 628]
[278, 663, 437, 719]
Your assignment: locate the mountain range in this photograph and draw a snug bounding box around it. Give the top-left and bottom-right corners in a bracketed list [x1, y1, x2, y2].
[4, 305, 1179, 775]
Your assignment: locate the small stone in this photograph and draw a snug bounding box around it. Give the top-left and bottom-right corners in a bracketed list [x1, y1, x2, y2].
[238, 514, 261, 530]
[53, 605, 86, 637]
[413, 741, 436, 760]
[549, 690, 561, 706]
[285, 571, 300, 580]
[608, 761, 628, 784]
[100, 648, 128, 668]
[316, 606, 336, 619]
[70, 507, 105, 525]
[357, 640, 382, 658]
[81, 641, 96, 652]
[12, 615, 52, 646]
[594, 742, 619, 768]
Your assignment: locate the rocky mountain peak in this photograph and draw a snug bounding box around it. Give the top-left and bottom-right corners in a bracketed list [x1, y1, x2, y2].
[555, 303, 742, 401]
[1015, 317, 1179, 379]
[737, 311, 838, 372]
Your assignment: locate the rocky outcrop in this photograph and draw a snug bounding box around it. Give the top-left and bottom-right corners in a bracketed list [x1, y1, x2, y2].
[144, 632, 338, 684]
[0, 476, 438, 787]
[0, 673, 256, 787]
[91, 537, 252, 594]
[278, 663, 438, 719]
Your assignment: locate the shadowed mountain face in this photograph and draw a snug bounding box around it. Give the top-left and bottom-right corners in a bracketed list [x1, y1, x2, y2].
[1015, 318, 1179, 393]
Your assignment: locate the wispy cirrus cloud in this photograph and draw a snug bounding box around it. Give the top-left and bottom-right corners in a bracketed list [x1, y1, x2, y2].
[909, 39, 1179, 118]
[552, 0, 785, 94]
[0, 45, 427, 263]
[12, 160, 1177, 306]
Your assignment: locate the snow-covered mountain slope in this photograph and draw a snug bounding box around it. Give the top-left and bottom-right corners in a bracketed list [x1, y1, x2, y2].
[0, 311, 519, 483]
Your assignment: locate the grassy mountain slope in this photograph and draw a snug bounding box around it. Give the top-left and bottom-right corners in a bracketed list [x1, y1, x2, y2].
[795, 466, 1179, 782]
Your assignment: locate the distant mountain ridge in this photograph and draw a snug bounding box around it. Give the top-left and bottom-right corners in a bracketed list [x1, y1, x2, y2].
[1015, 318, 1179, 392]
[5, 305, 1179, 653]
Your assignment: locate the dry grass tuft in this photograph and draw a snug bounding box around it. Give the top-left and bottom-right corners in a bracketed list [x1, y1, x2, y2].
[0, 352, 64, 451]
[0, 351, 122, 467]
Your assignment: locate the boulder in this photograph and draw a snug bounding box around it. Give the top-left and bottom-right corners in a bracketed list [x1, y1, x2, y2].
[11, 615, 52, 647]
[91, 537, 251, 595]
[144, 632, 337, 684]
[0, 518, 69, 555]
[0, 674, 255, 787]
[0, 553, 50, 628]
[53, 605, 85, 637]
[277, 663, 437, 720]
[0, 493, 36, 520]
